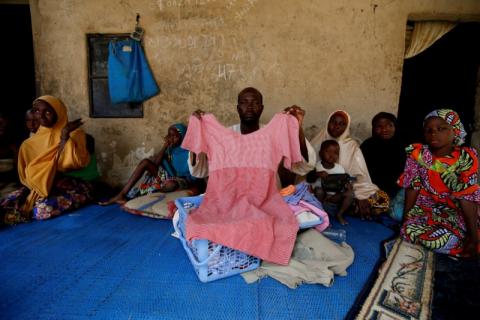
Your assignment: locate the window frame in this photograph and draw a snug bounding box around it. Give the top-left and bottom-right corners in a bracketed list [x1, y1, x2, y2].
[86, 33, 144, 118]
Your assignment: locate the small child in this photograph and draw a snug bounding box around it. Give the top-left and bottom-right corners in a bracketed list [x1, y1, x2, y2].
[25, 109, 39, 135]
[312, 140, 354, 225]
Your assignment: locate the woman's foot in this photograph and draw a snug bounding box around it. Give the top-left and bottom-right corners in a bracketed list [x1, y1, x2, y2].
[336, 213, 348, 225]
[98, 194, 127, 206]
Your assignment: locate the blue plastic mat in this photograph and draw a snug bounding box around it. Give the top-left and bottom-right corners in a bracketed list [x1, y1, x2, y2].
[0, 205, 393, 320]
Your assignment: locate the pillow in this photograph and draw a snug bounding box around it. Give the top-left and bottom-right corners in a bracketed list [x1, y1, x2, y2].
[122, 190, 193, 219]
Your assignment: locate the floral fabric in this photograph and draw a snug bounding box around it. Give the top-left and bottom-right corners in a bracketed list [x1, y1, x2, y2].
[126, 167, 189, 199]
[1, 176, 93, 224]
[398, 143, 480, 256]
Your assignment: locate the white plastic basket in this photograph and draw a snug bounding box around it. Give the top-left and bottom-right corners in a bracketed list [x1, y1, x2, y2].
[174, 196, 260, 283]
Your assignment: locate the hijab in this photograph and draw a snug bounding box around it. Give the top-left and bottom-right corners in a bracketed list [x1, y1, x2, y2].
[162, 123, 192, 179]
[18, 95, 90, 212]
[360, 112, 405, 198]
[424, 109, 466, 146]
[371, 112, 397, 135]
[311, 110, 358, 170]
[311, 110, 378, 200]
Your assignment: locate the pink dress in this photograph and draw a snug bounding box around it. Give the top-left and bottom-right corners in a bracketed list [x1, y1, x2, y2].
[182, 113, 303, 265]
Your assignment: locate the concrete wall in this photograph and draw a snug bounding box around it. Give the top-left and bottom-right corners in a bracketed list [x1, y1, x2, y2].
[28, 0, 480, 185]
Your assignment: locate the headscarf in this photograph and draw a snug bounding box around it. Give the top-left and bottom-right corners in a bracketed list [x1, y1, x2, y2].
[371, 112, 397, 136]
[18, 95, 90, 212]
[311, 110, 355, 166]
[172, 123, 187, 139]
[424, 109, 466, 146]
[361, 112, 405, 198]
[310, 110, 378, 200]
[162, 123, 192, 179]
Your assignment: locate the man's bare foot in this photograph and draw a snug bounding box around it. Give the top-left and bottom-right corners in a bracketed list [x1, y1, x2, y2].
[99, 194, 127, 206]
[336, 214, 348, 225]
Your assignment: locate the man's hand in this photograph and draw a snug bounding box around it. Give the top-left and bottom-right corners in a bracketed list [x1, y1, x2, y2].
[192, 109, 206, 119]
[284, 105, 305, 126]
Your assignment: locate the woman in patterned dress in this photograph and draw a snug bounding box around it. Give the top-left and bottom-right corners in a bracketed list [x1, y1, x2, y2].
[99, 123, 196, 205]
[399, 109, 480, 257]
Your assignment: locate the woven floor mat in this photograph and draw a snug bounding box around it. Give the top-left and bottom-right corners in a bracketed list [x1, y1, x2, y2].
[0, 205, 394, 319]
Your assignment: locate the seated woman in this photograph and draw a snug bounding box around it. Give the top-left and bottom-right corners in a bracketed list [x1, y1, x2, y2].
[0, 95, 93, 224]
[399, 109, 479, 257]
[311, 110, 389, 219]
[0, 112, 19, 197]
[100, 123, 197, 205]
[360, 112, 405, 199]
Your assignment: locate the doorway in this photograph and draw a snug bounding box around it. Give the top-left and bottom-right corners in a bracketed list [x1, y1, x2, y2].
[397, 22, 480, 146]
[0, 3, 36, 144]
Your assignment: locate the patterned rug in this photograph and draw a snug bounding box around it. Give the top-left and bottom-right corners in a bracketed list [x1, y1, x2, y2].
[356, 238, 435, 320]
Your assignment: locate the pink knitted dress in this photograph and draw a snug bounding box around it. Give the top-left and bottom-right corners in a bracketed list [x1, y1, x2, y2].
[182, 113, 302, 265]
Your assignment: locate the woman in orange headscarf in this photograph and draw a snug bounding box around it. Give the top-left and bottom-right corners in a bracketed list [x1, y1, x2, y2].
[0, 96, 93, 224]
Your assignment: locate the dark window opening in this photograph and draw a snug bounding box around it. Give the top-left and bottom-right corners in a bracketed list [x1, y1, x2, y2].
[397, 22, 480, 146]
[0, 4, 36, 144]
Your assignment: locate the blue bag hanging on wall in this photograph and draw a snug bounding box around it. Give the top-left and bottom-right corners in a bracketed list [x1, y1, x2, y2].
[108, 39, 159, 104]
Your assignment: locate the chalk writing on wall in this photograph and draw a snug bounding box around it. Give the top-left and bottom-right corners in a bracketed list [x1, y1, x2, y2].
[146, 0, 266, 91]
[155, 16, 225, 33]
[231, 0, 258, 21]
[155, 0, 219, 11]
[146, 34, 226, 50]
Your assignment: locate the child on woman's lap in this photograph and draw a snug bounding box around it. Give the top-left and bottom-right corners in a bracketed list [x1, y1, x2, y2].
[311, 140, 354, 225]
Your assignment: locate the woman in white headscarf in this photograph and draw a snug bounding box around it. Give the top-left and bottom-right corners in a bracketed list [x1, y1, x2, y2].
[311, 110, 389, 218]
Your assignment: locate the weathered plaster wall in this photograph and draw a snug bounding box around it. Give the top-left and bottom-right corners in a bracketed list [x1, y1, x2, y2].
[28, 0, 480, 185]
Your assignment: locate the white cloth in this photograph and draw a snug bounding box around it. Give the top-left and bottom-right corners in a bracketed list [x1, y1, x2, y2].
[241, 229, 354, 288]
[188, 122, 316, 186]
[405, 21, 457, 59]
[315, 162, 345, 174]
[296, 211, 323, 225]
[310, 111, 378, 200]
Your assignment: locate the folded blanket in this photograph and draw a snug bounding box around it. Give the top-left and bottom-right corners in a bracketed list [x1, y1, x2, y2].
[242, 229, 354, 288]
